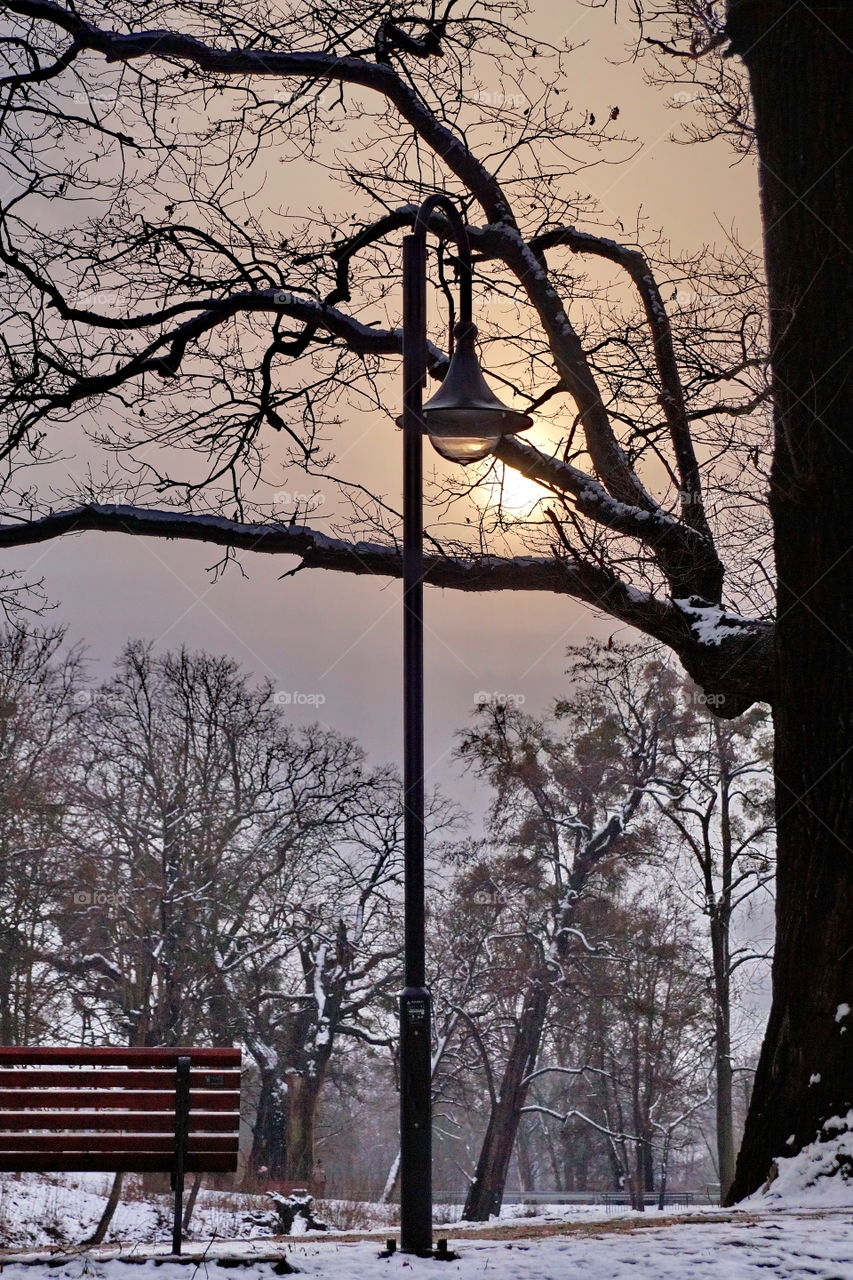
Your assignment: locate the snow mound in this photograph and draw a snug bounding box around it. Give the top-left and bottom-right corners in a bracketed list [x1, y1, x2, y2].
[750, 1111, 853, 1207]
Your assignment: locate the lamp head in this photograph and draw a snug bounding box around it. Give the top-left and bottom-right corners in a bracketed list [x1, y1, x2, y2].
[419, 324, 533, 464]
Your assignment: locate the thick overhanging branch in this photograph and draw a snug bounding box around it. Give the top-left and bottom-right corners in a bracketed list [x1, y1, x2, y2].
[0, 503, 773, 710]
[2, 2, 726, 614]
[533, 224, 717, 549]
[7, 261, 719, 603]
[497, 435, 723, 601]
[483, 221, 661, 516]
[1, 1, 750, 674]
[0, 502, 661, 600]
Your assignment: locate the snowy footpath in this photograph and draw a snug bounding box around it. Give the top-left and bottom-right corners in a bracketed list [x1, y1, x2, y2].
[4, 1211, 853, 1280]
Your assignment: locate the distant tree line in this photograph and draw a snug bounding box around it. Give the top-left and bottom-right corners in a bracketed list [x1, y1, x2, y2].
[0, 628, 772, 1219]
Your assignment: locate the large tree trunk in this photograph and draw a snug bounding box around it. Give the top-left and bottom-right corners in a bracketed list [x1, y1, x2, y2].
[726, 0, 853, 1201]
[250, 1070, 287, 1180]
[642, 1133, 655, 1195]
[515, 1119, 536, 1195]
[657, 1135, 671, 1212]
[462, 979, 549, 1221]
[284, 1072, 324, 1184]
[710, 915, 735, 1201]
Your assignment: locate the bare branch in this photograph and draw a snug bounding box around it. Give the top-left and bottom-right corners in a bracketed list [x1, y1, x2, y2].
[533, 224, 717, 552]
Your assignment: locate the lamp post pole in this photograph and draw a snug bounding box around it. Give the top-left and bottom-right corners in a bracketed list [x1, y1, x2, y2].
[399, 204, 432, 1259]
[400, 193, 469, 1256]
[398, 194, 530, 1255]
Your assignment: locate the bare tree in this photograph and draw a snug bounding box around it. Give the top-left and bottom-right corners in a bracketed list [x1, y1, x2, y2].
[53, 642, 399, 1187]
[226, 772, 430, 1184]
[653, 680, 773, 1199]
[0, 625, 82, 1044]
[523, 888, 710, 1210]
[0, 0, 849, 1195]
[450, 647, 675, 1219]
[570, 641, 774, 1199]
[56, 642, 311, 1045]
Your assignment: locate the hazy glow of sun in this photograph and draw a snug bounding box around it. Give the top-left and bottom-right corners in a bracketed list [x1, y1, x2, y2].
[480, 463, 548, 516]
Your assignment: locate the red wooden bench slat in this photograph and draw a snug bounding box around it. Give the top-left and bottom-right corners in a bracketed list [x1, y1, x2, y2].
[0, 1047, 242, 1253]
[0, 1110, 240, 1132]
[0, 1048, 240, 1067]
[0, 1153, 238, 1173]
[0, 1134, 238, 1153]
[0, 1069, 241, 1090]
[0, 1089, 240, 1111]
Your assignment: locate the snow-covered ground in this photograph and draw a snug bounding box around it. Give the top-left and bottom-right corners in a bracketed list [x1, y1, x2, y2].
[0, 1173, 282, 1247]
[0, 1172, 661, 1250]
[3, 1211, 853, 1280]
[5, 1124, 853, 1280]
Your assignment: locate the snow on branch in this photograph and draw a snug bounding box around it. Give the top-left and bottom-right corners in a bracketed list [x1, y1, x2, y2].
[523, 1064, 615, 1086]
[519, 1103, 640, 1143]
[0, 502, 769, 709]
[0, 502, 679, 622]
[496, 435, 722, 603]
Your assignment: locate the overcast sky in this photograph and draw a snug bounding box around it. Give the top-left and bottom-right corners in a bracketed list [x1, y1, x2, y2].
[5, 0, 762, 821]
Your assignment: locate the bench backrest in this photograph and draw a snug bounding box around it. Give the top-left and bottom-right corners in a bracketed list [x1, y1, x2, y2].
[0, 1047, 241, 1173]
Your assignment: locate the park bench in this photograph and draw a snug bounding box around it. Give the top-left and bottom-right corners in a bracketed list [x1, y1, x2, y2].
[0, 1046, 241, 1254]
[603, 1190, 694, 1211]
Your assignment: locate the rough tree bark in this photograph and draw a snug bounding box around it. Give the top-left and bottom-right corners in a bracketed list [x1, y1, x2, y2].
[727, 0, 853, 1200]
[710, 911, 735, 1199]
[250, 1068, 287, 1180]
[463, 977, 550, 1220]
[284, 1071, 325, 1184]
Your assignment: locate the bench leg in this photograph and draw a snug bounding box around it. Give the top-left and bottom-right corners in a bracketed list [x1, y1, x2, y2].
[172, 1056, 191, 1255]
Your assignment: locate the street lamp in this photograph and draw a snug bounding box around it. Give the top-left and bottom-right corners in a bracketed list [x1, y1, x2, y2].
[398, 193, 532, 1256]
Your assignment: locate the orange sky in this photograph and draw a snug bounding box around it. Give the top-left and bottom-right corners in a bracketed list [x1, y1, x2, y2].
[5, 0, 763, 817]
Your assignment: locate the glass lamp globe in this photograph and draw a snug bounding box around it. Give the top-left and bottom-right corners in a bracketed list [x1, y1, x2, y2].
[419, 324, 533, 465]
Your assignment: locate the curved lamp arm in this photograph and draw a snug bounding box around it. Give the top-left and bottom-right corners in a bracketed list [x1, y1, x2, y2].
[413, 193, 473, 332]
